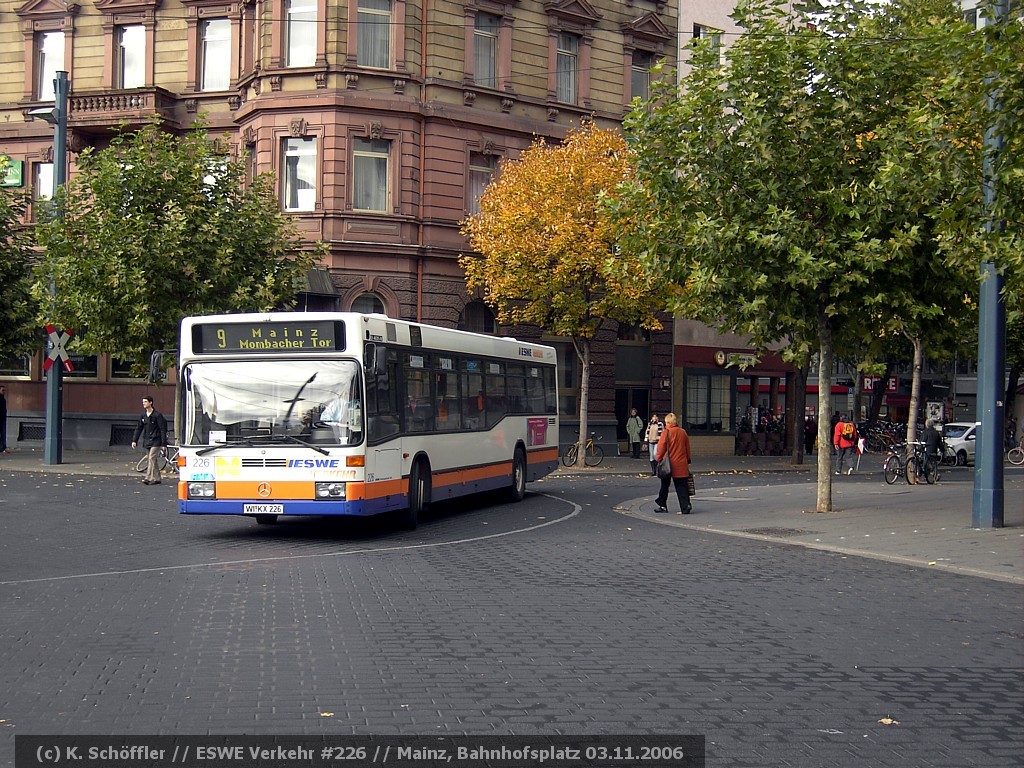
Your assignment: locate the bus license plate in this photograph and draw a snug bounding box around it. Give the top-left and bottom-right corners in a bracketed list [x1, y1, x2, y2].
[244, 504, 284, 515]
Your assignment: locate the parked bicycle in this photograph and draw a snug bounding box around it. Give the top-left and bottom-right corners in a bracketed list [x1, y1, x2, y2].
[905, 440, 939, 485]
[561, 432, 604, 467]
[1008, 438, 1024, 466]
[883, 443, 908, 485]
[135, 444, 180, 475]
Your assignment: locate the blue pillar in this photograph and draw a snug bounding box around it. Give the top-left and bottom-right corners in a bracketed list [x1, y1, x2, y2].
[971, 3, 1007, 528]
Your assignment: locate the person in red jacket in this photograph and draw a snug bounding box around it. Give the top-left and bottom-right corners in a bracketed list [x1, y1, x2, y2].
[832, 414, 859, 475]
[654, 413, 693, 514]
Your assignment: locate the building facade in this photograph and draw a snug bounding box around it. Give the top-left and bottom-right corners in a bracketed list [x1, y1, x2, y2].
[0, 0, 688, 450]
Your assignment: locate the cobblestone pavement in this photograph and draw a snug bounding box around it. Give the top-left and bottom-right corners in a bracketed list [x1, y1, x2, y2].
[0, 470, 1021, 768]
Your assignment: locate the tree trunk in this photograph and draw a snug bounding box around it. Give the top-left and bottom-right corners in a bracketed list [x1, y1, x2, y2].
[816, 311, 834, 513]
[867, 361, 893, 426]
[789, 358, 810, 466]
[1005, 363, 1019, 421]
[573, 337, 591, 469]
[906, 335, 924, 446]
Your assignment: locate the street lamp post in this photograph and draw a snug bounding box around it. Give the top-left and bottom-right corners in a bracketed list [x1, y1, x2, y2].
[30, 71, 69, 466]
[972, 3, 1007, 529]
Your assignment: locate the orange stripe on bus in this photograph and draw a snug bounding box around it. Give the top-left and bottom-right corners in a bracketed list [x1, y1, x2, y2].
[216, 480, 315, 500]
[528, 446, 559, 462]
[346, 479, 405, 500]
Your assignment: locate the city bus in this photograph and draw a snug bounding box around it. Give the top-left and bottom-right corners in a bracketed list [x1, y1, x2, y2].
[176, 312, 559, 528]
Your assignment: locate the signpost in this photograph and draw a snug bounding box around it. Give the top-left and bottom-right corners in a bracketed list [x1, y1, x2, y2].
[29, 72, 70, 465]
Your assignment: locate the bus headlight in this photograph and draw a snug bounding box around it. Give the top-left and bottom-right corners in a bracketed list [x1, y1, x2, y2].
[315, 482, 346, 499]
[188, 481, 216, 499]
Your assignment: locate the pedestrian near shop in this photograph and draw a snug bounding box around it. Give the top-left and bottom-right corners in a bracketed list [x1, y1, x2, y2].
[645, 413, 664, 475]
[625, 408, 644, 459]
[132, 395, 168, 485]
[0, 384, 8, 453]
[654, 413, 693, 514]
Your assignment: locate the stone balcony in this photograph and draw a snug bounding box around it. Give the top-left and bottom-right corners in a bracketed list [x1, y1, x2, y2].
[68, 87, 181, 132]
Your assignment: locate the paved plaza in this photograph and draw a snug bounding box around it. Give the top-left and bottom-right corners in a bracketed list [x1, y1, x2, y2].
[0, 449, 1021, 767]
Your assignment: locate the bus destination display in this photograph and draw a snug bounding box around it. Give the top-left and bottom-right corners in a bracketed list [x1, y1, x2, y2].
[193, 321, 344, 353]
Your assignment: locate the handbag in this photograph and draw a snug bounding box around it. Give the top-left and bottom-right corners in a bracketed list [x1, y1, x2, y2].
[656, 454, 672, 479]
[686, 475, 696, 496]
[656, 430, 673, 479]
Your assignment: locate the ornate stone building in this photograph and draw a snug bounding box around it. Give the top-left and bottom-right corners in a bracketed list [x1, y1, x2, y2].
[0, 0, 683, 449]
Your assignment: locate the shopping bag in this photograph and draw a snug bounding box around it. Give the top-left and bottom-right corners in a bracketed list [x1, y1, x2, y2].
[686, 475, 696, 496]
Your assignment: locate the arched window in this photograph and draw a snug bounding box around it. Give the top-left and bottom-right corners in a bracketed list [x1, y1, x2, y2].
[458, 301, 496, 335]
[351, 292, 385, 314]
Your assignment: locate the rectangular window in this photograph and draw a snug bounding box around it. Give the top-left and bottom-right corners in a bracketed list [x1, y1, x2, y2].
[434, 365, 462, 431]
[467, 152, 497, 214]
[631, 50, 653, 102]
[556, 32, 578, 104]
[287, 0, 317, 67]
[693, 24, 722, 65]
[33, 162, 54, 201]
[403, 354, 433, 432]
[36, 31, 64, 101]
[0, 354, 31, 377]
[685, 372, 733, 433]
[357, 0, 392, 69]
[474, 13, 499, 88]
[117, 25, 145, 88]
[201, 18, 231, 91]
[282, 136, 317, 212]
[111, 356, 142, 379]
[352, 137, 389, 212]
[484, 363, 506, 428]
[64, 354, 99, 379]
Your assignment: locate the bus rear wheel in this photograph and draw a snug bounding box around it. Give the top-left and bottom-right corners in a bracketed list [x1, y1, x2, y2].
[401, 459, 431, 530]
[509, 448, 527, 502]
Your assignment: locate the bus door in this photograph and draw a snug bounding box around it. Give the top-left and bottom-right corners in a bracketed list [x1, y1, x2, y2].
[363, 344, 403, 509]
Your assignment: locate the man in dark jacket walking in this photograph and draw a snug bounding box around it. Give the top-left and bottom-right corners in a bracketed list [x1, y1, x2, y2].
[132, 395, 168, 485]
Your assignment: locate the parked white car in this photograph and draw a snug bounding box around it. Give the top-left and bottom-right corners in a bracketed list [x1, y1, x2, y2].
[941, 421, 979, 466]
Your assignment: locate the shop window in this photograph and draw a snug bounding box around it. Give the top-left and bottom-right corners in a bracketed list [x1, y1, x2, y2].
[0, 355, 31, 378]
[685, 371, 733, 433]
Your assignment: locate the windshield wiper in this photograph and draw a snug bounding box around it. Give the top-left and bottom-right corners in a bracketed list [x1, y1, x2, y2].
[273, 433, 330, 455]
[197, 438, 256, 456]
[197, 433, 331, 456]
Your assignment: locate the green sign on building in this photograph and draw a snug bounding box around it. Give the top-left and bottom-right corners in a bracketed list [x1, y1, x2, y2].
[1, 158, 24, 187]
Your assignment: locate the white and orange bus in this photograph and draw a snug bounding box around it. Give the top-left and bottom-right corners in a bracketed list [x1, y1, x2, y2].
[176, 312, 559, 528]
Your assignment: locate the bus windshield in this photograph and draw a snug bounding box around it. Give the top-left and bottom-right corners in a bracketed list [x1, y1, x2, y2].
[182, 359, 363, 447]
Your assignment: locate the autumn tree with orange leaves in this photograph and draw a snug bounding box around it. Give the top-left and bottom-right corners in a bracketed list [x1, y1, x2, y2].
[460, 124, 668, 467]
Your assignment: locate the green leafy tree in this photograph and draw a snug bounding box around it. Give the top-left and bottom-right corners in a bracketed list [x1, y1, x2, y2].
[0, 159, 41, 361]
[616, 0, 986, 510]
[32, 119, 317, 374]
[460, 124, 670, 467]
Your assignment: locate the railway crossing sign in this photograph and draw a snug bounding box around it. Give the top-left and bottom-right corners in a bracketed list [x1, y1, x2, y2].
[43, 324, 75, 372]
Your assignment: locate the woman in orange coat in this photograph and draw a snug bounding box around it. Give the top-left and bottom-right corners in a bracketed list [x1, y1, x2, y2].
[654, 412, 693, 514]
